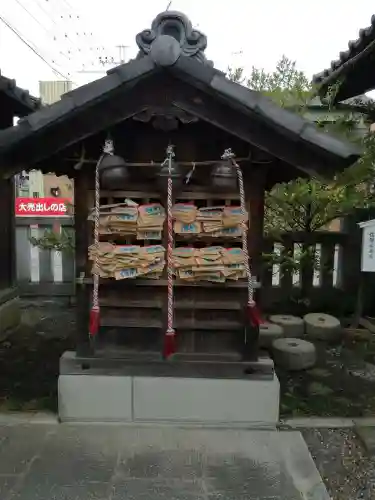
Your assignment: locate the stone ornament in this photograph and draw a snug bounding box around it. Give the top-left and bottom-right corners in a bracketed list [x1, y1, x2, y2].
[272, 338, 317, 371]
[136, 10, 213, 66]
[304, 313, 341, 341]
[269, 314, 304, 338]
[259, 322, 284, 348]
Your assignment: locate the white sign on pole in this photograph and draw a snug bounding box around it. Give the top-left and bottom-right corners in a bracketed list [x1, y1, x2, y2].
[359, 219, 375, 272]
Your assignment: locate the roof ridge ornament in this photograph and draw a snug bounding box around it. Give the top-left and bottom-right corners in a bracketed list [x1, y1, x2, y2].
[136, 11, 213, 66]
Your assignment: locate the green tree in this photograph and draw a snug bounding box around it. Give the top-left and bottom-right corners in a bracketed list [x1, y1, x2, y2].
[229, 55, 313, 110]
[228, 56, 375, 309]
[228, 56, 375, 235]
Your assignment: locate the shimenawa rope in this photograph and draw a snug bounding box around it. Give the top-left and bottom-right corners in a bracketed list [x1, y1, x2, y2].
[163, 144, 176, 357]
[221, 148, 254, 307]
[89, 139, 113, 337]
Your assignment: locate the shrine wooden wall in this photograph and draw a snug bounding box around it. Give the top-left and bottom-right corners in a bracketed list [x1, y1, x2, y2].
[0, 111, 15, 290]
[75, 175, 258, 356]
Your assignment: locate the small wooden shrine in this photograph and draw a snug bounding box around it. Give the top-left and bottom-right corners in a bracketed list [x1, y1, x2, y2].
[0, 12, 361, 365]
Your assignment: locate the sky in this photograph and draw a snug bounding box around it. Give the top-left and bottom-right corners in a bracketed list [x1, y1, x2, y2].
[0, 0, 374, 98]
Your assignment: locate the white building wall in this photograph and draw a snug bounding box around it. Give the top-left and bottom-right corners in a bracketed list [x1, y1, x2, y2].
[28, 169, 45, 197]
[39, 81, 73, 105]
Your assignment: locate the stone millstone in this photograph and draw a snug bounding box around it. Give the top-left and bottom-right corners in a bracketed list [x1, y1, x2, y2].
[259, 322, 284, 348]
[272, 338, 316, 371]
[304, 313, 341, 341]
[268, 314, 304, 338]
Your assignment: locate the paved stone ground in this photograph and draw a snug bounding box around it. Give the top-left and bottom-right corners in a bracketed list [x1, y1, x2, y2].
[0, 423, 307, 500]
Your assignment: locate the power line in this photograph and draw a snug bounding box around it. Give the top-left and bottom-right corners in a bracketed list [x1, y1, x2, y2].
[3, 0, 116, 79]
[1, 13, 72, 78]
[78, 44, 129, 74]
[28, 0, 92, 65]
[24, 0, 117, 71]
[19, 0, 81, 70]
[0, 14, 71, 80]
[44, 0, 114, 68]
[12, 0, 73, 64]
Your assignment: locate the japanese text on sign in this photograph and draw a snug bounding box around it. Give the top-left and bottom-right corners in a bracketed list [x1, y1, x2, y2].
[369, 232, 375, 260]
[15, 198, 72, 217]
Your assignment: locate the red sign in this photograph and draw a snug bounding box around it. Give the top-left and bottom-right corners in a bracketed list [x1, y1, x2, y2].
[15, 197, 72, 217]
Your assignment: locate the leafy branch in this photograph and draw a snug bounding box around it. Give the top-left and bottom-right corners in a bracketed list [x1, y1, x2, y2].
[29, 227, 75, 252]
[29, 202, 75, 252]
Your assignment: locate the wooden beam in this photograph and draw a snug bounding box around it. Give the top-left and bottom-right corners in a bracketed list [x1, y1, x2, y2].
[1, 86, 155, 176]
[2, 74, 344, 179]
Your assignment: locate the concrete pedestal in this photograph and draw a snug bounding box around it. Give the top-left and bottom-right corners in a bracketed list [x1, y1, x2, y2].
[58, 351, 280, 426]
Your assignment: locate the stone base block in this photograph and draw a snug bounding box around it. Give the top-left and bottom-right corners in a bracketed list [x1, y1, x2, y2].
[58, 351, 280, 426]
[58, 374, 133, 422]
[132, 375, 279, 426]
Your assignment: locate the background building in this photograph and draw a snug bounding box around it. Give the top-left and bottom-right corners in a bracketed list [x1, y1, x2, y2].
[39, 81, 73, 105]
[15, 80, 74, 199]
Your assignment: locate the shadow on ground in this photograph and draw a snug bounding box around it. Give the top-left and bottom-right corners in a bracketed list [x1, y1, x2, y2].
[277, 336, 375, 418]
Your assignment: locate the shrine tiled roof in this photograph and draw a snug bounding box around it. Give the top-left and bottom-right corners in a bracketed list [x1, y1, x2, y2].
[313, 15, 375, 102]
[0, 11, 361, 178]
[0, 70, 42, 116]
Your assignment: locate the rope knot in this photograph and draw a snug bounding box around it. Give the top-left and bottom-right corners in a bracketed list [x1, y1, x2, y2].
[166, 144, 175, 159]
[221, 148, 235, 161]
[103, 139, 114, 155]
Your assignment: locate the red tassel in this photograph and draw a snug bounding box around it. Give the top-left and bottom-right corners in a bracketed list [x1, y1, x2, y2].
[89, 306, 100, 336]
[247, 302, 264, 327]
[163, 329, 176, 359]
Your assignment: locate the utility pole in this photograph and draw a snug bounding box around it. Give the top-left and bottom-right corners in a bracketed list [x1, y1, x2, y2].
[116, 45, 127, 64]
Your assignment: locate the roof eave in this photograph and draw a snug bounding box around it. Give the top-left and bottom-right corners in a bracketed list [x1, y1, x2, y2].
[313, 14, 375, 102]
[0, 73, 42, 115]
[0, 52, 361, 177]
[171, 57, 361, 170]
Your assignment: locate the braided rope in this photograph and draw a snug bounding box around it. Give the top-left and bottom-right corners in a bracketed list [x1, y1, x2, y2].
[166, 145, 175, 334]
[221, 148, 254, 305]
[91, 139, 115, 319]
[91, 153, 104, 316]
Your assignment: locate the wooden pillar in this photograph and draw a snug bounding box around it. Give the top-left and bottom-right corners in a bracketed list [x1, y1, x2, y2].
[0, 177, 15, 289]
[74, 168, 91, 356]
[0, 108, 15, 291]
[241, 167, 266, 361]
[247, 168, 266, 285]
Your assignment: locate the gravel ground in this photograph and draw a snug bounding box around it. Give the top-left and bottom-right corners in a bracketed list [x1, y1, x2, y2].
[302, 428, 375, 500]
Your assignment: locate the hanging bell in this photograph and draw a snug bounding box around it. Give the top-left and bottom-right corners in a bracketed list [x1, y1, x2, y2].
[99, 153, 129, 189]
[157, 159, 183, 194]
[211, 160, 238, 190]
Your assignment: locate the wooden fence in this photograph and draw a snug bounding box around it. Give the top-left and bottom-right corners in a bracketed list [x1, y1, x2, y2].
[16, 217, 75, 296]
[260, 230, 358, 312]
[15, 217, 360, 311]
